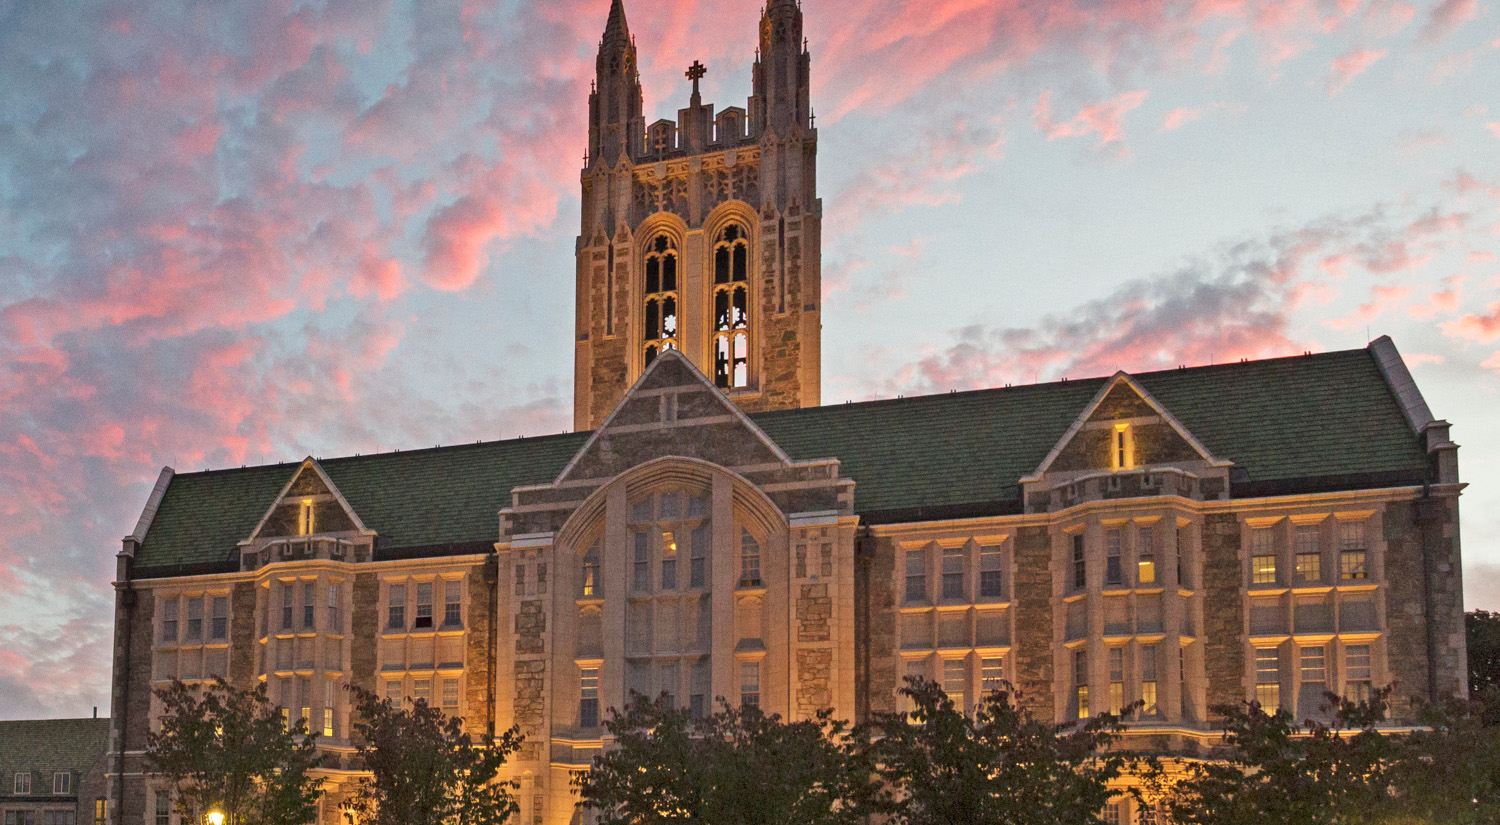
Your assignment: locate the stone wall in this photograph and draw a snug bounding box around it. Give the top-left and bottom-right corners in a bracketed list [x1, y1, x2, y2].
[229, 581, 257, 685]
[797, 584, 831, 642]
[465, 562, 496, 733]
[1013, 526, 1054, 717]
[796, 648, 832, 719]
[1201, 514, 1245, 716]
[350, 573, 379, 697]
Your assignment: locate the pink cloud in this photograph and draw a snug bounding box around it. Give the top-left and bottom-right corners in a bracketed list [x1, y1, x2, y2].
[1159, 107, 1205, 132]
[1471, 251, 1498, 264]
[1419, 0, 1478, 43]
[1441, 302, 1500, 342]
[1327, 47, 1388, 96]
[1487, 123, 1500, 139]
[1483, 351, 1500, 372]
[1324, 284, 1413, 330]
[1408, 276, 1466, 320]
[1034, 89, 1149, 145]
[1404, 352, 1447, 366]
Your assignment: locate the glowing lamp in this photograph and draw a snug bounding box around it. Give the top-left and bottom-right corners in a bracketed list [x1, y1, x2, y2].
[206, 810, 225, 825]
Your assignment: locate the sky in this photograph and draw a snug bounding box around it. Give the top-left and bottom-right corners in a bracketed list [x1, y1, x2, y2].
[1, 0, 1497, 719]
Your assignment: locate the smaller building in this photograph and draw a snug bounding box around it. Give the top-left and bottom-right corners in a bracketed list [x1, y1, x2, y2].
[0, 718, 111, 825]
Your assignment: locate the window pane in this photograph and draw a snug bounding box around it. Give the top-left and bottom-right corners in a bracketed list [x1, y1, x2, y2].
[1341, 550, 1368, 580]
[1105, 530, 1124, 586]
[414, 582, 433, 629]
[740, 661, 760, 707]
[1297, 553, 1321, 583]
[1339, 521, 1366, 551]
[661, 531, 678, 590]
[740, 530, 762, 587]
[443, 580, 462, 628]
[211, 596, 228, 641]
[942, 659, 966, 710]
[634, 532, 650, 592]
[941, 547, 964, 600]
[1072, 535, 1086, 590]
[905, 549, 928, 603]
[387, 583, 406, 630]
[979, 546, 1005, 598]
[1138, 526, 1156, 585]
[186, 597, 203, 641]
[1252, 555, 1277, 585]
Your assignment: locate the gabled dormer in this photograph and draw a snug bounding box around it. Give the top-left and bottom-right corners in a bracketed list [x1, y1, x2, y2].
[238, 457, 375, 570]
[1020, 372, 1233, 512]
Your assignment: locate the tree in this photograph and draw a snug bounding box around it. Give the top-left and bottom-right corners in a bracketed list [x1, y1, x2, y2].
[574, 693, 879, 825]
[863, 678, 1144, 825]
[1467, 610, 1500, 695]
[146, 678, 323, 825]
[345, 686, 523, 825]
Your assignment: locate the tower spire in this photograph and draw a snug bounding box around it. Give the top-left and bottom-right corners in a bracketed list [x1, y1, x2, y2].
[603, 0, 630, 44]
[589, 0, 643, 165]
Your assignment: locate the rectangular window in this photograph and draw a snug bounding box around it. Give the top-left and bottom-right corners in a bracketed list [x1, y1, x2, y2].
[1108, 648, 1125, 715]
[1138, 527, 1157, 585]
[1346, 644, 1373, 701]
[281, 581, 294, 630]
[740, 530, 761, 587]
[211, 595, 228, 641]
[1251, 529, 1277, 585]
[904, 549, 928, 603]
[1074, 650, 1090, 719]
[1252, 554, 1277, 586]
[1339, 521, 1366, 552]
[298, 675, 311, 723]
[1176, 527, 1188, 588]
[414, 582, 433, 629]
[942, 659, 966, 711]
[1300, 645, 1326, 682]
[413, 678, 432, 705]
[384, 679, 402, 703]
[1341, 550, 1368, 580]
[690, 525, 709, 588]
[1113, 424, 1133, 470]
[661, 531, 678, 590]
[515, 563, 527, 597]
[1105, 530, 1124, 586]
[1297, 552, 1321, 584]
[1072, 534, 1087, 590]
[161, 598, 178, 642]
[387, 583, 406, 630]
[978, 545, 1005, 598]
[1104, 801, 1124, 825]
[740, 661, 760, 707]
[579, 668, 600, 727]
[941, 547, 964, 600]
[154, 794, 170, 825]
[980, 657, 1005, 693]
[323, 706, 334, 738]
[658, 662, 678, 709]
[302, 581, 316, 630]
[53, 772, 69, 795]
[186, 597, 203, 641]
[1255, 647, 1281, 713]
[1141, 643, 1159, 717]
[298, 500, 315, 536]
[441, 677, 459, 711]
[94, 800, 106, 825]
[634, 532, 650, 592]
[443, 580, 462, 628]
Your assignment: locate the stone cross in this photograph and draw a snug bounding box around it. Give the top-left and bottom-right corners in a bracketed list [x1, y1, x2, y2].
[686, 60, 707, 96]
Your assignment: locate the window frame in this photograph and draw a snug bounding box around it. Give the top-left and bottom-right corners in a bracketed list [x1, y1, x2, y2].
[710, 223, 752, 389]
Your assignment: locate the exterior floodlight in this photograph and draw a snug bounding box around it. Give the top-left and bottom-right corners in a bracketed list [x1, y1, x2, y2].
[206, 810, 225, 825]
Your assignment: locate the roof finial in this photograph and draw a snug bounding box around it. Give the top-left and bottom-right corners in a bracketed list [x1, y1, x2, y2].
[686, 60, 707, 103]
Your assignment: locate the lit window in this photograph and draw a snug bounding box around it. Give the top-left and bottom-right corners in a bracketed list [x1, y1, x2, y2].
[905, 549, 928, 603]
[579, 668, 600, 727]
[690, 526, 709, 589]
[1252, 554, 1278, 585]
[1108, 648, 1125, 715]
[1345, 650, 1373, 702]
[94, 800, 106, 825]
[740, 530, 762, 587]
[661, 531, 678, 590]
[942, 659, 966, 712]
[414, 582, 433, 630]
[387, 584, 406, 630]
[1103, 801, 1125, 825]
[186, 597, 203, 641]
[711, 224, 751, 389]
[1072, 534, 1087, 591]
[161, 598, 179, 642]
[1255, 647, 1281, 712]
[1105, 530, 1124, 587]
[443, 580, 462, 628]
[740, 661, 760, 708]
[1137, 527, 1156, 585]
[941, 547, 964, 600]
[980, 657, 1005, 693]
[323, 681, 336, 738]
[979, 545, 1005, 598]
[1297, 553, 1321, 584]
[298, 499, 315, 536]
[1074, 650, 1090, 719]
[633, 532, 650, 592]
[1341, 549, 1368, 580]
[1140, 644, 1159, 718]
[211, 595, 228, 641]
[581, 544, 601, 597]
[1111, 424, 1134, 471]
[642, 235, 679, 368]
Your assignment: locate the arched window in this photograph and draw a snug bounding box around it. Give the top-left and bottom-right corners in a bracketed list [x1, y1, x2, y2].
[712, 225, 750, 388]
[643, 235, 678, 367]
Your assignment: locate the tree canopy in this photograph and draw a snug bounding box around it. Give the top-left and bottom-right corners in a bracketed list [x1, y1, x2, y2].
[345, 686, 524, 825]
[146, 678, 323, 825]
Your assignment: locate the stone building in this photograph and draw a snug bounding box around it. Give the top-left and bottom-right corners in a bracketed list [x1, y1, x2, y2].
[105, 1, 1468, 823]
[1, 718, 111, 825]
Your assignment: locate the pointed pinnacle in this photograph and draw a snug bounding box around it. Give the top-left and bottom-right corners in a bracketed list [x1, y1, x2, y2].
[604, 0, 630, 43]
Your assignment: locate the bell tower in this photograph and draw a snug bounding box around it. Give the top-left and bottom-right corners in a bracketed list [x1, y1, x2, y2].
[573, 0, 822, 431]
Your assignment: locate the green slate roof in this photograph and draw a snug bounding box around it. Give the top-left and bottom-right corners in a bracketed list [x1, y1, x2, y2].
[0, 718, 109, 793]
[135, 347, 1432, 575]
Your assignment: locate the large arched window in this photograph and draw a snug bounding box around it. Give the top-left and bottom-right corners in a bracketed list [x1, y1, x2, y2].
[712, 225, 750, 388]
[643, 235, 678, 367]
